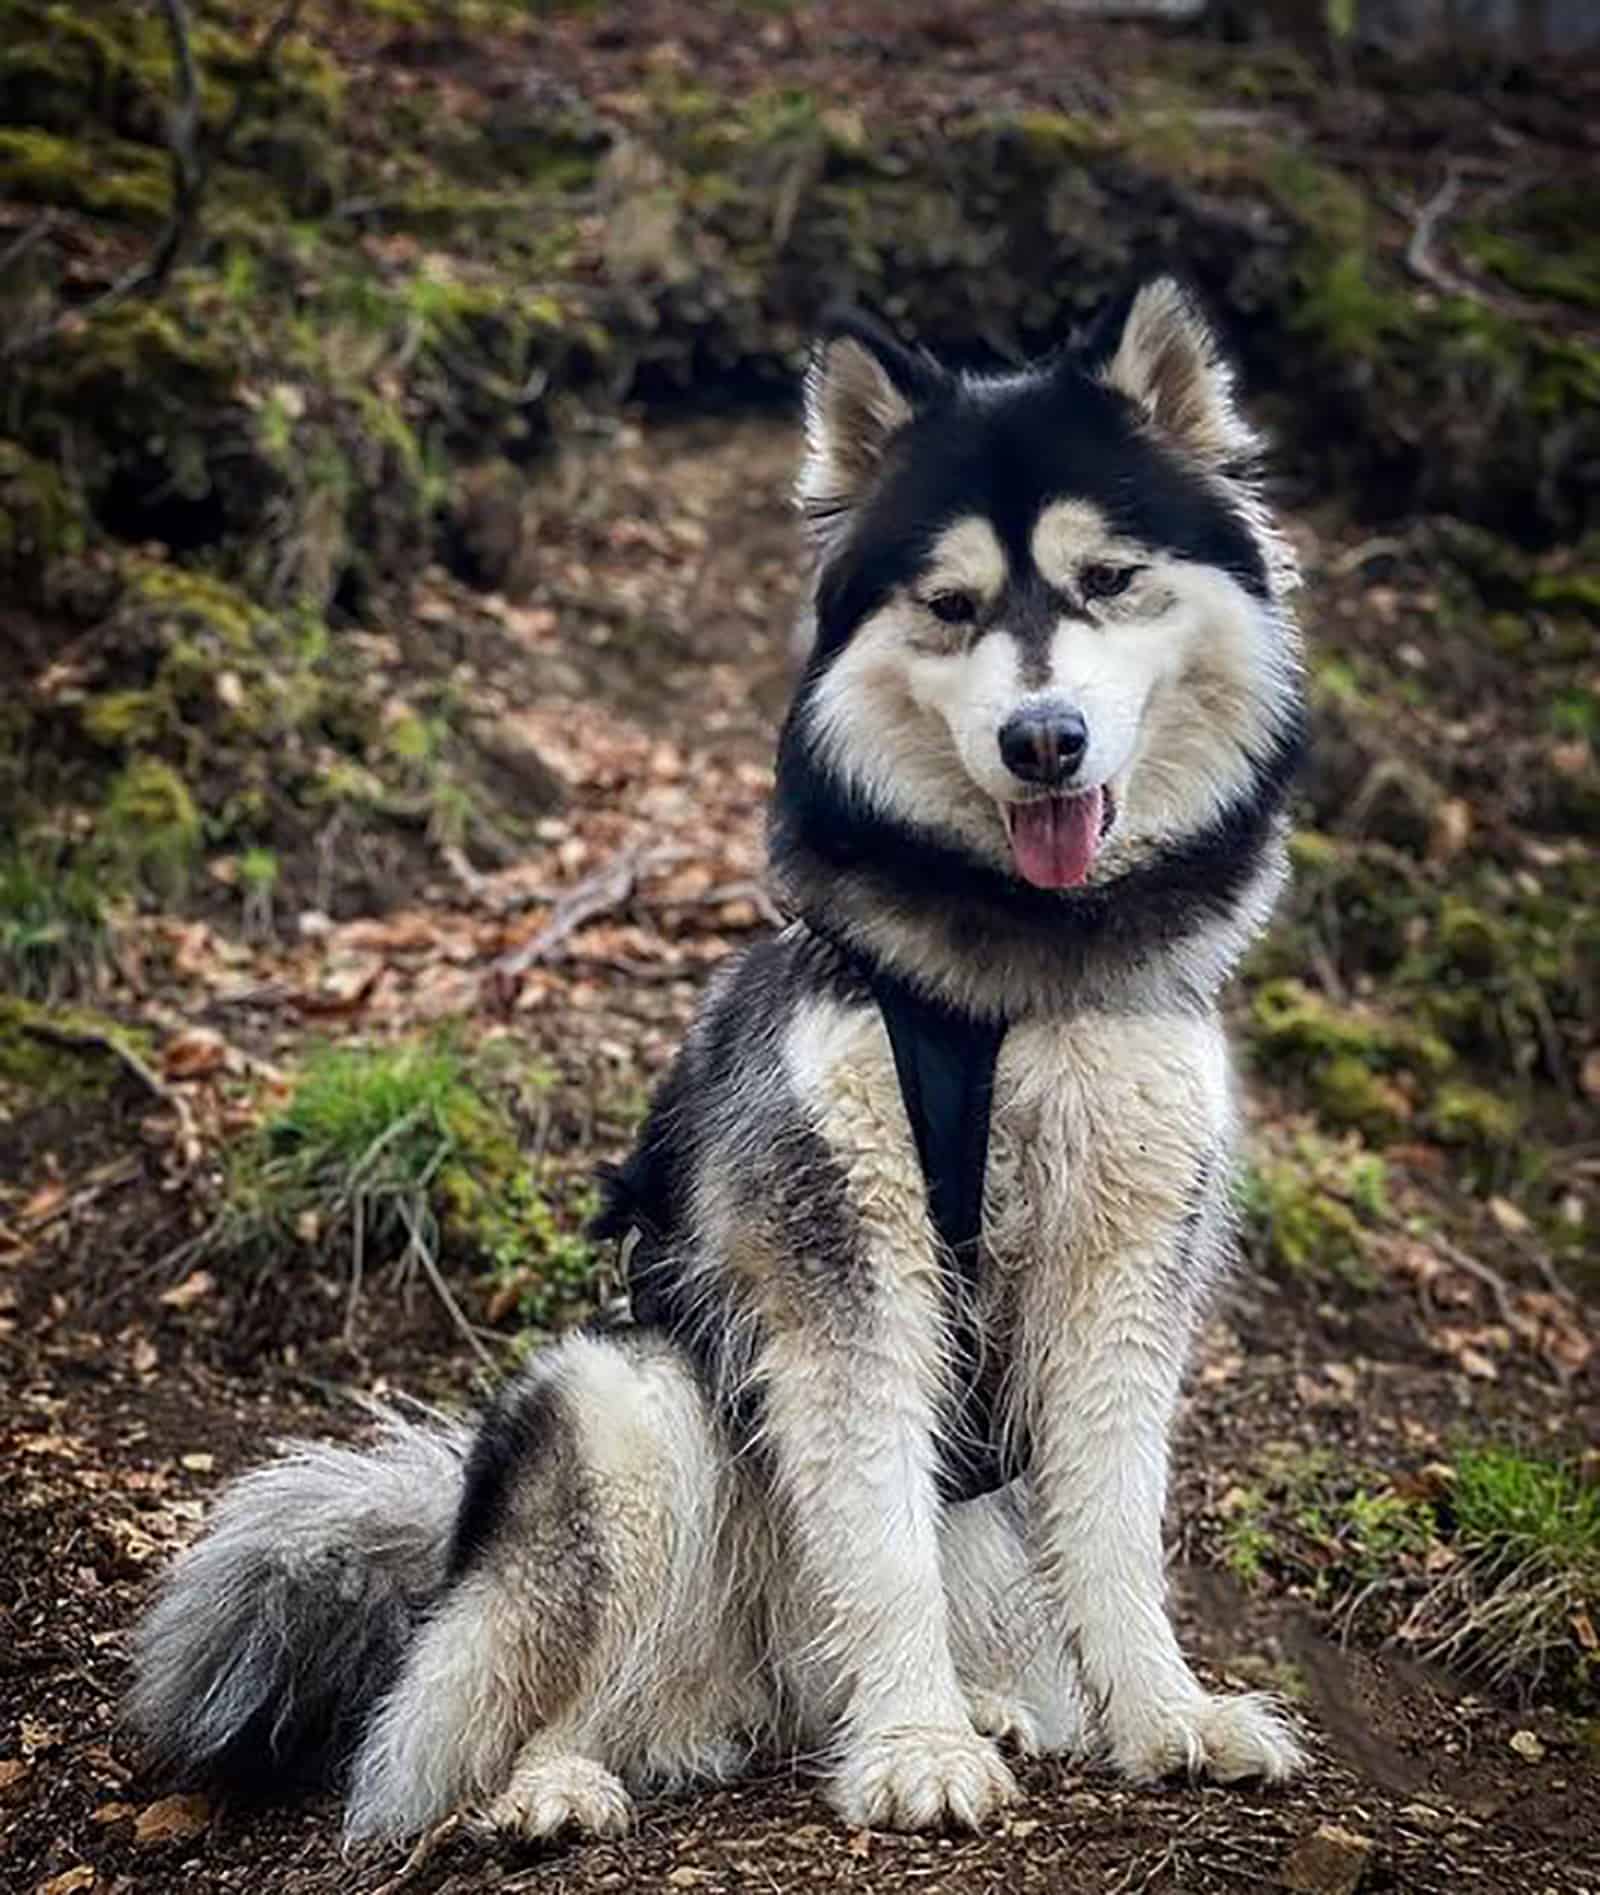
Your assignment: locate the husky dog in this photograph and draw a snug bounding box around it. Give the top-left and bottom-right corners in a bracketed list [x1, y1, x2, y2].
[132, 278, 1307, 1845]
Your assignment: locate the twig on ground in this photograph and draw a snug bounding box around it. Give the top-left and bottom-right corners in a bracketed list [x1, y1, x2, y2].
[395, 1195, 498, 1371]
[1403, 163, 1466, 298]
[8, 1157, 145, 1243]
[669, 877, 787, 931]
[0, 211, 56, 278]
[1392, 162, 1565, 324]
[1429, 1231, 1517, 1328]
[20, 1019, 199, 1161]
[489, 838, 686, 980]
[367, 1814, 462, 1895]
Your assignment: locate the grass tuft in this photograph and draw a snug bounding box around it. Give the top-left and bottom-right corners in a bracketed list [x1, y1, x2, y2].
[1418, 1448, 1600, 1693]
[1425, 1447, 1600, 1690]
[0, 847, 107, 999]
[213, 1036, 600, 1351]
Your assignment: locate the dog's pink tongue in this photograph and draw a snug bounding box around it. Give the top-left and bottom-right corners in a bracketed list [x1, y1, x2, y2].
[1009, 788, 1103, 890]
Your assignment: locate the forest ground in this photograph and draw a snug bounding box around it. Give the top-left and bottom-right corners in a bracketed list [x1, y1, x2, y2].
[3, 6, 1598, 1893]
[6, 418, 1598, 1895]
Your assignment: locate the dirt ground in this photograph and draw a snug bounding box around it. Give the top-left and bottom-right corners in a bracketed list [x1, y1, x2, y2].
[4, 414, 1598, 1895]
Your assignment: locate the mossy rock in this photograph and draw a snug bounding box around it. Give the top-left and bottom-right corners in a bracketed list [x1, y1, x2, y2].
[0, 995, 154, 1106]
[13, 302, 268, 556]
[1437, 902, 1506, 979]
[0, 0, 344, 151]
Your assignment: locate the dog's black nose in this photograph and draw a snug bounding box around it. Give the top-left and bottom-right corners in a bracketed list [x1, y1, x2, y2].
[998, 705, 1088, 785]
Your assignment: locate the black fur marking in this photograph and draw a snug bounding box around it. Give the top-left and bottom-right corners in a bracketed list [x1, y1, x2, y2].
[448, 1376, 565, 1578]
[992, 574, 1077, 692]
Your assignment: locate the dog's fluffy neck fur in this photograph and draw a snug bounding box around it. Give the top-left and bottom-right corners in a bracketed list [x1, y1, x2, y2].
[769, 699, 1303, 1023]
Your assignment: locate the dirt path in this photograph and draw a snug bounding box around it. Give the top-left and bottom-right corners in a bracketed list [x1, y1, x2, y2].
[4, 417, 1598, 1895]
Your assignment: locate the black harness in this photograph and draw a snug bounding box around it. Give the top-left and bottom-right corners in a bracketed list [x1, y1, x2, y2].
[863, 964, 1015, 1504]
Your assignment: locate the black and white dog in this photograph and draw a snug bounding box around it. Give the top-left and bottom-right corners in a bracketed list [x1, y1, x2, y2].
[133, 278, 1307, 1844]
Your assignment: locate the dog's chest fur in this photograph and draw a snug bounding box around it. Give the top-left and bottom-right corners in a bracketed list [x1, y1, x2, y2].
[789, 997, 1233, 1286]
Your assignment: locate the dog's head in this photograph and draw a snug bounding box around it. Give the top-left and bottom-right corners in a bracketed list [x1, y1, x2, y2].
[784, 279, 1301, 900]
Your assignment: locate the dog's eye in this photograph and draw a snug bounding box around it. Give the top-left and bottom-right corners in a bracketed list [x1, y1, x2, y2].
[1080, 563, 1141, 601]
[924, 590, 979, 627]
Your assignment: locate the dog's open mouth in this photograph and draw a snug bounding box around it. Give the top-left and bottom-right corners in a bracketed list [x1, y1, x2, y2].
[1003, 786, 1116, 890]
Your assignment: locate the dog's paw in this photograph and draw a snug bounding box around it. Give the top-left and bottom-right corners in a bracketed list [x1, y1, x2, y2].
[1111, 1691, 1304, 1787]
[966, 1682, 1084, 1758]
[829, 1725, 1017, 1832]
[966, 1689, 1044, 1756]
[486, 1755, 634, 1841]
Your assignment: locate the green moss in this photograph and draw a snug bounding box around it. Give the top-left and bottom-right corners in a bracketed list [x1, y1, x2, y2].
[1532, 571, 1600, 621]
[1312, 1055, 1411, 1141]
[125, 563, 257, 645]
[1251, 978, 1453, 1082]
[1214, 1444, 1434, 1600]
[0, 439, 86, 593]
[15, 302, 246, 535]
[0, 126, 169, 221]
[1238, 1151, 1378, 1290]
[97, 757, 201, 894]
[1437, 902, 1505, 979]
[80, 689, 167, 750]
[1458, 188, 1600, 313]
[1430, 1084, 1523, 1154]
[0, 995, 152, 1102]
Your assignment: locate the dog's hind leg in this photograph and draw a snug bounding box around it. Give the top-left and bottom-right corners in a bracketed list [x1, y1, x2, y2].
[942, 1484, 1085, 1760]
[346, 1330, 769, 1845]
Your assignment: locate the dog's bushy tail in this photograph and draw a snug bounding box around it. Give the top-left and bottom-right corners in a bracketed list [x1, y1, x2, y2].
[130, 1417, 469, 1793]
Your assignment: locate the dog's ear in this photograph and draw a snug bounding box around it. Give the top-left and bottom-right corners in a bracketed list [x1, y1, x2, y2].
[797, 315, 944, 548]
[1087, 277, 1257, 468]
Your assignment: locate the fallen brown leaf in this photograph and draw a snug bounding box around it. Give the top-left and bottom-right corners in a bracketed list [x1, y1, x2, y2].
[134, 1791, 211, 1845]
[161, 1027, 229, 1082]
[35, 1868, 95, 1895]
[158, 1270, 215, 1312]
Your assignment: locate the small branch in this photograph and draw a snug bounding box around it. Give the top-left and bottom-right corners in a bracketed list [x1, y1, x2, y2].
[0, 211, 56, 278]
[395, 1195, 498, 1371]
[207, 0, 306, 159]
[367, 1815, 462, 1895]
[1392, 163, 1567, 326]
[1403, 163, 1465, 299]
[1428, 1230, 1517, 1329]
[488, 839, 685, 981]
[666, 877, 787, 932]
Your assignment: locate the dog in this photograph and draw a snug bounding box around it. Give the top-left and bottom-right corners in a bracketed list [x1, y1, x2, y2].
[131, 276, 1308, 1846]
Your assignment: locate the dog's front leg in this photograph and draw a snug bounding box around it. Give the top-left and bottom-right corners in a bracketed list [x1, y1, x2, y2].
[1022, 1255, 1303, 1785]
[760, 1286, 1016, 1831]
